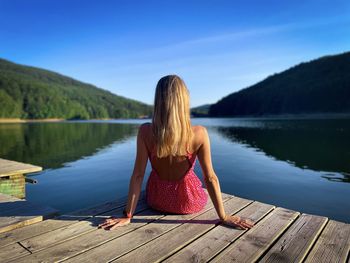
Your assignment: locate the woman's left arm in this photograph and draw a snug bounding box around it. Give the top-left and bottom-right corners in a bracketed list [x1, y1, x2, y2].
[98, 125, 149, 230]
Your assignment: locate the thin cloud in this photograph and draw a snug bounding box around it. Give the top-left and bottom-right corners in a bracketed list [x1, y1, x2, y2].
[145, 16, 350, 54]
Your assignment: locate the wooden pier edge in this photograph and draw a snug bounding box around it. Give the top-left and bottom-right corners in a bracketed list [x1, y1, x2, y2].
[0, 159, 59, 234]
[0, 189, 348, 263]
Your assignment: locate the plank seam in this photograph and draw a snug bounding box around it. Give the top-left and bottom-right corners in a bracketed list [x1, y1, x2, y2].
[10, 205, 151, 261]
[17, 241, 33, 254]
[56, 195, 223, 263]
[158, 200, 254, 263]
[253, 211, 301, 262]
[58, 212, 169, 263]
[300, 216, 329, 262]
[104, 197, 236, 263]
[207, 205, 277, 262]
[0, 198, 132, 249]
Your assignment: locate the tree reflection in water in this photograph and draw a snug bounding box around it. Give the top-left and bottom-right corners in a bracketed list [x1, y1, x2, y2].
[217, 118, 350, 183]
[0, 122, 137, 169]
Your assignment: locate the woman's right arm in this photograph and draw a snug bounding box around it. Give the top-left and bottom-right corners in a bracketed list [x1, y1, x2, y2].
[197, 126, 254, 229]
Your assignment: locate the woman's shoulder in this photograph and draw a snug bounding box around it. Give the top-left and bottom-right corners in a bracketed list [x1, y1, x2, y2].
[192, 125, 208, 136]
[140, 122, 152, 129]
[139, 122, 153, 139]
[139, 122, 151, 131]
[191, 125, 209, 148]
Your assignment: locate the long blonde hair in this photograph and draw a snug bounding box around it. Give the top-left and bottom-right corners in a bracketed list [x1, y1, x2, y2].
[152, 75, 193, 158]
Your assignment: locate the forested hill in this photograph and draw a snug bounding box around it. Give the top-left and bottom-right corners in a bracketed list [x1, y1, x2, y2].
[0, 58, 152, 119]
[191, 104, 211, 117]
[209, 52, 350, 117]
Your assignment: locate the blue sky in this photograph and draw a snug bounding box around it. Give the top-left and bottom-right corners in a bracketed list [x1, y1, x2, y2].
[1, 0, 349, 107]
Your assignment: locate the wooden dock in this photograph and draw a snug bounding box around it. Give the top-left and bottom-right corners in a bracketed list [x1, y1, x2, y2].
[0, 191, 349, 263]
[0, 158, 43, 199]
[0, 193, 58, 234]
[0, 159, 58, 234]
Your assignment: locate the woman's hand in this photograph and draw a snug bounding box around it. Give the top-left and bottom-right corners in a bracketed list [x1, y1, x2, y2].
[222, 215, 254, 230]
[98, 217, 131, 230]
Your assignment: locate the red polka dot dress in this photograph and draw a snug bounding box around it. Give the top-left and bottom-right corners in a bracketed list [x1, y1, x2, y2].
[146, 149, 208, 214]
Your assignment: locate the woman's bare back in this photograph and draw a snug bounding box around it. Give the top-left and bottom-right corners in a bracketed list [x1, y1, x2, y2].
[140, 123, 205, 181]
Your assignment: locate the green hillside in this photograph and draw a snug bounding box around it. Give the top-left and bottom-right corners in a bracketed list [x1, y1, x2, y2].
[210, 52, 350, 117]
[0, 58, 152, 119]
[191, 104, 211, 117]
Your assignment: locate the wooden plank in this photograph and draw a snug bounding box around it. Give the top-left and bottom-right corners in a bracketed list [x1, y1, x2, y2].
[260, 213, 328, 263]
[304, 220, 350, 263]
[111, 196, 252, 263]
[0, 215, 80, 248]
[2, 204, 151, 262]
[37, 194, 233, 263]
[0, 201, 57, 233]
[0, 158, 42, 177]
[0, 191, 136, 248]
[0, 159, 27, 173]
[0, 216, 44, 235]
[0, 242, 31, 261]
[163, 201, 275, 263]
[1, 189, 348, 263]
[19, 200, 148, 253]
[11, 207, 167, 263]
[2, 201, 145, 262]
[0, 158, 41, 172]
[211, 207, 300, 263]
[6, 191, 170, 262]
[0, 193, 23, 202]
[0, 202, 58, 234]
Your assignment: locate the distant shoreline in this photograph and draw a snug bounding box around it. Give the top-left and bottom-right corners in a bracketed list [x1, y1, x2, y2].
[1, 113, 350, 123]
[208, 113, 350, 119]
[192, 112, 350, 120]
[0, 118, 65, 123]
[0, 117, 150, 123]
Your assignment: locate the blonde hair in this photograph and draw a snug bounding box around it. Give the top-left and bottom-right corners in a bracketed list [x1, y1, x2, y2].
[152, 75, 193, 158]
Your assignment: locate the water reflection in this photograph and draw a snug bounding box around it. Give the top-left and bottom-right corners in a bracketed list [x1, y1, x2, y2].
[0, 122, 137, 169]
[217, 119, 350, 183]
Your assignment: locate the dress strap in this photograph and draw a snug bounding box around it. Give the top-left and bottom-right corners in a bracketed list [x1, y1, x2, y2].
[186, 150, 195, 167]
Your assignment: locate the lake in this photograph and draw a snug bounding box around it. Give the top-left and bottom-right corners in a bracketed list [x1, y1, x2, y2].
[0, 118, 349, 223]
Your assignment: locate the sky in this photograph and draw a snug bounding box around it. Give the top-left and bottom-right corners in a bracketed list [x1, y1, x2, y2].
[0, 0, 349, 107]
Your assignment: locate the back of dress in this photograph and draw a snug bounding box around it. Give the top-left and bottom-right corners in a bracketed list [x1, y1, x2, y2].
[142, 124, 208, 214]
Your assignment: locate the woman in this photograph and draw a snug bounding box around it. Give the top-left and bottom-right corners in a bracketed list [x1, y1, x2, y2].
[98, 75, 254, 230]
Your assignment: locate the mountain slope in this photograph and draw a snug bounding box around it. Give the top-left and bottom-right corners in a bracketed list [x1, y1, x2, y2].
[209, 52, 350, 117]
[191, 104, 211, 117]
[0, 59, 152, 119]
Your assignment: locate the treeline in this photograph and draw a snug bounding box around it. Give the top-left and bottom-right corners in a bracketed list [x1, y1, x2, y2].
[0, 58, 152, 119]
[210, 51, 350, 117]
[190, 104, 210, 117]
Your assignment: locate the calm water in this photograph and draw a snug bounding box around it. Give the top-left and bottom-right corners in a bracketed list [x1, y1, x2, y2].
[0, 118, 349, 222]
